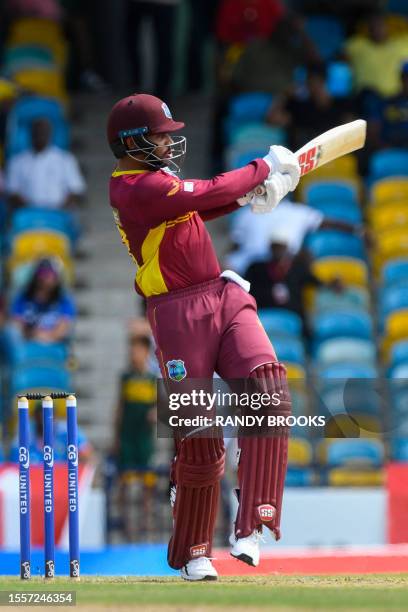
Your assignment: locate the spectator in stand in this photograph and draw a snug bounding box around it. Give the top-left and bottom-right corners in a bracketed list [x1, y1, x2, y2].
[226, 197, 365, 275]
[125, 0, 181, 100]
[10, 258, 76, 344]
[267, 63, 356, 151]
[6, 118, 85, 210]
[245, 228, 342, 337]
[111, 324, 157, 540]
[367, 61, 408, 150]
[229, 13, 320, 95]
[344, 10, 408, 99]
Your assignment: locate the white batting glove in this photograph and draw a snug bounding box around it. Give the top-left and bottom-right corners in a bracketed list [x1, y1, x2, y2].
[250, 173, 292, 214]
[263, 145, 300, 191]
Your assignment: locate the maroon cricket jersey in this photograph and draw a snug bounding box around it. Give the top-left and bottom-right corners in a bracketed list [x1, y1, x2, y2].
[109, 160, 269, 297]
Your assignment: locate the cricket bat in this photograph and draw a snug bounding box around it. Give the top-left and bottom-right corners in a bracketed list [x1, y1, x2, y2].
[243, 119, 367, 202]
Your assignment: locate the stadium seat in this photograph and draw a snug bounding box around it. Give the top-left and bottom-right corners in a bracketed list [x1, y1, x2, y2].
[373, 229, 408, 271]
[369, 201, 408, 232]
[258, 308, 302, 337]
[391, 439, 408, 462]
[319, 363, 378, 380]
[306, 231, 365, 260]
[389, 361, 408, 379]
[3, 45, 55, 76]
[229, 123, 286, 148]
[10, 341, 68, 366]
[320, 382, 380, 418]
[315, 337, 376, 366]
[370, 177, 408, 205]
[380, 285, 408, 324]
[12, 68, 67, 104]
[305, 181, 358, 205]
[285, 363, 306, 379]
[327, 61, 353, 97]
[289, 437, 313, 466]
[389, 339, 408, 368]
[312, 257, 368, 287]
[382, 259, 408, 287]
[7, 18, 67, 67]
[313, 310, 373, 342]
[9, 230, 71, 262]
[286, 468, 316, 486]
[313, 286, 370, 313]
[10, 208, 79, 245]
[228, 92, 273, 123]
[269, 336, 306, 365]
[369, 149, 408, 181]
[308, 200, 362, 224]
[6, 96, 69, 157]
[327, 468, 384, 486]
[305, 16, 345, 61]
[11, 365, 72, 394]
[298, 156, 360, 198]
[319, 438, 384, 468]
[384, 309, 408, 343]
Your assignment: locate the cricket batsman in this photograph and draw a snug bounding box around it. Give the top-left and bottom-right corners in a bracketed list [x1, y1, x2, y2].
[107, 94, 299, 580]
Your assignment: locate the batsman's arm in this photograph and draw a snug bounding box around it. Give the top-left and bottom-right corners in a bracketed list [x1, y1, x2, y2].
[132, 160, 270, 226]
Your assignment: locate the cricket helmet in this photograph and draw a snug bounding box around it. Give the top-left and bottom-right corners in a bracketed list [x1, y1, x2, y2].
[107, 93, 186, 172]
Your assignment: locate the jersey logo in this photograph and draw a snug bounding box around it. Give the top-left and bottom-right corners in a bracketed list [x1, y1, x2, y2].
[167, 180, 181, 197]
[166, 359, 187, 381]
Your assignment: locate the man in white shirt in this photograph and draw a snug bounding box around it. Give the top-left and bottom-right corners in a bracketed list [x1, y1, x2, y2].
[6, 118, 86, 210]
[227, 198, 363, 275]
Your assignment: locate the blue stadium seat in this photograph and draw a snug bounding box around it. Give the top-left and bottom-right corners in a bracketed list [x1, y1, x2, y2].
[391, 439, 408, 462]
[389, 340, 408, 368]
[286, 468, 316, 486]
[229, 123, 286, 147]
[314, 287, 370, 313]
[306, 231, 365, 260]
[325, 439, 384, 468]
[369, 149, 408, 181]
[309, 200, 362, 224]
[327, 61, 353, 97]
[320, 380, 380, 417]
[229, 92, 274, 123]
[305, 16, 345, 61]
[269, 336, 306, 365]
[6, 96, 69, 157]
[380, 285, 408, 323]
[382, 259, 408, 287]
[319, 363, 377, 380]
[305, 181, 358, 205]
[11, 365, 72, 394]
[11, 341, 68, 366]
[389, 362, 408, 378]
[258, 308, 302, 337]
[10, 208, 80, 246]
[313, 310, 373, 342]
[315, 337, 376, 366]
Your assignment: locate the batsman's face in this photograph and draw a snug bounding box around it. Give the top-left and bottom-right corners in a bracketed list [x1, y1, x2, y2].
[148, 132, 173, 159]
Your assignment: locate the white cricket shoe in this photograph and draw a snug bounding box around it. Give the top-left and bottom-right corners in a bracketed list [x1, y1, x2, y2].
[181, 556, 218, 581]
[229, 530, 263, 567]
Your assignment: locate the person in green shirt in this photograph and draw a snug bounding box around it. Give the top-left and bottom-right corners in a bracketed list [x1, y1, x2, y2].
[112, 329, 157, 471]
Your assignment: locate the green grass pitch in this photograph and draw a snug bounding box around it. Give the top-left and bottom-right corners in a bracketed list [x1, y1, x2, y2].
[0, 575, 408, 610]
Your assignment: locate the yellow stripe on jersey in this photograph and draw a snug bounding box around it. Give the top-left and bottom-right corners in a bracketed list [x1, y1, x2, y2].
[111, 169, 150, 177]
[137, 222, 168, 296]
[112, 207, 137, 265]
[166, 212, 195, 227]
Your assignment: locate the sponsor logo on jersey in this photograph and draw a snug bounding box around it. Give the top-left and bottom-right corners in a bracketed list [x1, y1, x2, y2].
[166, 359, 187, 381]
[190, 543, 208, 558]
[257, 504, 276, 522]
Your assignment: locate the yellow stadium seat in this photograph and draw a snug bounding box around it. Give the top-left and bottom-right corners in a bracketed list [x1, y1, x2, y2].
[385, 309, 408, 343]
[285, 363, 306, 379]
[371, 178, 408, 205]
[328, 468, 384, 486]
[369, 201, 408, 231]
[13, 68, 67, 104]
[288, 438, 312, 467]
[372, 228, 408, 272]
[10, 230, 70, 261]
[298, 155, 360, 198]
[324, 414, 382, 439]
[7, 18, 67, 67]
[312, 257, 368, 287]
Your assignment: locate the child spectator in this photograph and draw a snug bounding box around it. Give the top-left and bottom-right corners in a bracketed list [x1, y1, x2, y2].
[10, 258, 76, 343]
